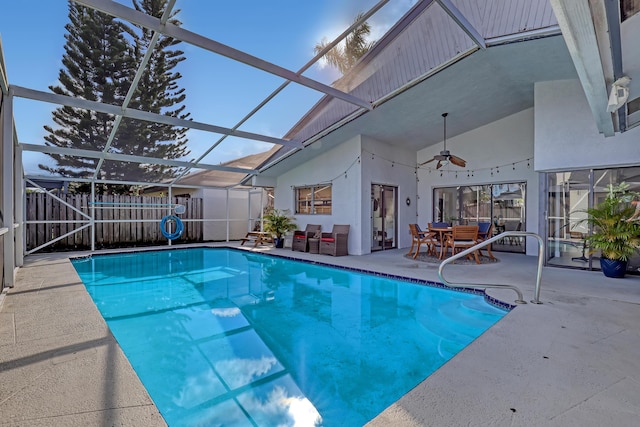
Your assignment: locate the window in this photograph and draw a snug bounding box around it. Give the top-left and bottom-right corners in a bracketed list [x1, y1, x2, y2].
[627, 97, 640, 129]
[295, 185, 332, 214]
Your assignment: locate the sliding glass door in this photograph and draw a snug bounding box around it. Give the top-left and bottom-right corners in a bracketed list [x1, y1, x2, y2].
[371, 185, 396, 251]
[546, 166, 640, 273]
[433, 182, 526, 254]
[547, 171, 591, 268]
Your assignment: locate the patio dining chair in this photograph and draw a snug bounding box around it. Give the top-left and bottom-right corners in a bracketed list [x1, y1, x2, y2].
[319, 225, 350, 256]
[504, 221, 523, 245]
[476, 222, 496, 260]
[408, 224, 437, 258]
[291, 224, 321, 252]
[443, 225, 480, 264]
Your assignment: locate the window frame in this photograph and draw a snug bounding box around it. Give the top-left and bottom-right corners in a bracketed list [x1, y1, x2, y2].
[295, 184, 332, 215]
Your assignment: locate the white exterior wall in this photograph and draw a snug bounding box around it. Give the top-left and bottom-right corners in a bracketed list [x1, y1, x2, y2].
[201, 188, 263, 241]
[534, 79, 640, 171]
[417, 109, 540, 255]
[275, 135, 363, 254]
[361, 136, 417, 253]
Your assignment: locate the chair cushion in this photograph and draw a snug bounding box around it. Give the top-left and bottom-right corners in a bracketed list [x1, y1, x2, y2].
[294, 235, 306, 239]
[321, 237, 335, 242]
[454, 240, 476, 245]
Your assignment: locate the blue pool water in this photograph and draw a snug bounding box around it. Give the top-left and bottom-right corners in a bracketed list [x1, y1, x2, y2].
[72, 248, 508, 427]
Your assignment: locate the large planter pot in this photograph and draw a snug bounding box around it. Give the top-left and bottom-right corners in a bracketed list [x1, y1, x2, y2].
[600, 258, 628, 278]
[274, 237, 284, 249]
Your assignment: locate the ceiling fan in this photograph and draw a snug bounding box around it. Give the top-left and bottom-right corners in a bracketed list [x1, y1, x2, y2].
[420, 113, 467, 169]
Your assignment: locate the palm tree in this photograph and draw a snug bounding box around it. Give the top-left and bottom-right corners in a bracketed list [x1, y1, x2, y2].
[314, 12, 374, 74]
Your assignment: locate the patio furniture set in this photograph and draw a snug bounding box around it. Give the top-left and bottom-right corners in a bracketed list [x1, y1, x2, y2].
[408, 222, 496, 264]
[240, 224, 350, 256]
[291, 224, 350, 256]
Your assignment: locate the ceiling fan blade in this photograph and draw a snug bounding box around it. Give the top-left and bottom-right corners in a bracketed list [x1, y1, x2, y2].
[420, 157, 436, 165]
[449, 155, 466, 167]
[436, 160, 443, 169]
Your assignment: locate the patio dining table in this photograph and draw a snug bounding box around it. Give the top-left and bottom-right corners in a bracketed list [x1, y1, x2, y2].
[427, 226, 452, 259]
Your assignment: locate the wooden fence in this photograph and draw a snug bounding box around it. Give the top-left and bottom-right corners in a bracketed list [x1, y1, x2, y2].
[26, 194, 203, 252]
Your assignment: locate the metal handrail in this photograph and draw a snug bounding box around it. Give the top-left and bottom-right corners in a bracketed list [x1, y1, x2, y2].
[437, 231, 545, 304]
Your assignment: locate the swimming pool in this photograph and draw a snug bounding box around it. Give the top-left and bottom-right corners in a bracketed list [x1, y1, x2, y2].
[72, 248, 509, 426]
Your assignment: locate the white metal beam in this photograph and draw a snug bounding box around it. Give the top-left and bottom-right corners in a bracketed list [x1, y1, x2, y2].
[14, 143, 23, 266]
[0, 38, 9, 95]
[21, 143, 258, 174]
[436, 0, 486, 49]
[12, 85, 302, 148]
[72, 0, 373, 111]
[550, 0, 615, 136]
[2, 92, 15, 287]
[24, 173, 252, 190]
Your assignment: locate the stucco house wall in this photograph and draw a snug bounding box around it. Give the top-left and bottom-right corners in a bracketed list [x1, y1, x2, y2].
[274, 134, 416, 255]
[360, 136, 417, 252]
[274, 135, 363, 253]
[534, 79, 640, 172]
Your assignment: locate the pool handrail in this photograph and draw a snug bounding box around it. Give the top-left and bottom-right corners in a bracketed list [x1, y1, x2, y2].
[437, 231, 545, 305]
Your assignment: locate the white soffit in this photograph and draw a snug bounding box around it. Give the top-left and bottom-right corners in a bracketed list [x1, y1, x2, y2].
[550, 0, 615, 136]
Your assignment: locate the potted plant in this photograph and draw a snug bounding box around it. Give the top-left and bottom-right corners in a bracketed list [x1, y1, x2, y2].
[263, 208, 297, 248]
[578, 182, 640, 278]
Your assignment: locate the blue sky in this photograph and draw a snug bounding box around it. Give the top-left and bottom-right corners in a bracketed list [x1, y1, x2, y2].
[1, 0, 416, 177]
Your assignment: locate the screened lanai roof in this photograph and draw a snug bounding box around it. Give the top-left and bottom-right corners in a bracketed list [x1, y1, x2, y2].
[2, 0, 421, 189]
[1, 0, 623, 190]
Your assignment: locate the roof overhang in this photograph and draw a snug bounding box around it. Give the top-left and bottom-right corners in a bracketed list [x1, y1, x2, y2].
[550, 0, 623, 137]
[256, 34, 578, 179]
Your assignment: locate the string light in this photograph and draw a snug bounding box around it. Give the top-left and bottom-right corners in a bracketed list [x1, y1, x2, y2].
[297, 149, 533, 186]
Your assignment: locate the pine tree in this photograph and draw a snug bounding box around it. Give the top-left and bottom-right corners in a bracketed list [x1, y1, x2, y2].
[117, 0, 190, 182]
[42, 3, 136, 186]
[42, 1, 190, 192]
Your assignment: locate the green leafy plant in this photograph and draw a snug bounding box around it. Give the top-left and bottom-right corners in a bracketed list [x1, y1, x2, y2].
[578, 182, 640, 261]
[263, 208, 297, 239]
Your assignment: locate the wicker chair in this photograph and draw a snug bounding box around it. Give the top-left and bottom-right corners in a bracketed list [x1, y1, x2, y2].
[291, 224, 321, 252]
[319, 225, 350, 256]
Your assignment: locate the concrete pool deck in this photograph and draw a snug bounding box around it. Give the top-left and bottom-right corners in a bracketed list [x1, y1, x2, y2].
[1, 244, 639, 426]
